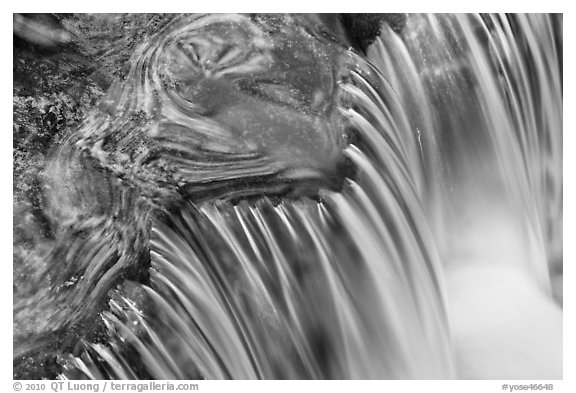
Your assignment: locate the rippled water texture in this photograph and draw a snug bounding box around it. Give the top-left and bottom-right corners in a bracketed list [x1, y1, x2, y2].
[14, 14, 562, 380]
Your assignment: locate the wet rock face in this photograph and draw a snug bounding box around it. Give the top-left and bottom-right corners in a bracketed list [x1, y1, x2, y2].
[83, 14, 355, 203]
[13, 14, 177, 379]
[13, 13, 393, 379]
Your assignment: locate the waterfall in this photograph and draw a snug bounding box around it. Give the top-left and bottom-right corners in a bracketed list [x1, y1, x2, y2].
[14, 13, 562, 380]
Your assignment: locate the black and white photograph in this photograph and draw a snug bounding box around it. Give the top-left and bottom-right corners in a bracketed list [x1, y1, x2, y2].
[10, 8, 569, 388]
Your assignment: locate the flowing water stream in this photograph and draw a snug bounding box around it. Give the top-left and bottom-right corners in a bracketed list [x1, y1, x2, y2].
[15, 13, 562, 380]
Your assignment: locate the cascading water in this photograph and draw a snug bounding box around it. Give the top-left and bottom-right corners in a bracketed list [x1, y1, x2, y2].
[14, 13, 562, 380]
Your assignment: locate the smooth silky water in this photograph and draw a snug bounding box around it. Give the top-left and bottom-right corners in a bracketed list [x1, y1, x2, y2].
[17, 14, 562, 380]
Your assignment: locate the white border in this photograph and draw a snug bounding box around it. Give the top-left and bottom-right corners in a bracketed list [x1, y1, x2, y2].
[3, 6, 573, 392]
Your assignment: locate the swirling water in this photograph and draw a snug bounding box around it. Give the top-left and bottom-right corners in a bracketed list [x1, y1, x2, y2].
[15, 14, 562, 379]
